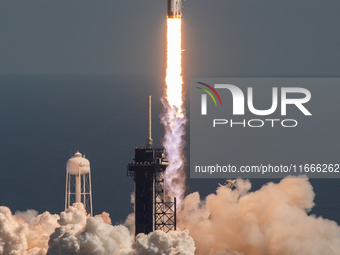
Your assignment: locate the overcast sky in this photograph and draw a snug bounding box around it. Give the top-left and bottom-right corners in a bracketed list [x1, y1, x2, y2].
[0, 0, 339, 76]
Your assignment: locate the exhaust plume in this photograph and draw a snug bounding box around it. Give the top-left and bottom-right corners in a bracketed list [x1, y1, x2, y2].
[177, 176, 340, 255]
[1, 177, 340, 254]
[47, 203, 194, 255]
[162, 17, 187, 204]
[0, 203, 194, 255]
[0, 206, 60, 255]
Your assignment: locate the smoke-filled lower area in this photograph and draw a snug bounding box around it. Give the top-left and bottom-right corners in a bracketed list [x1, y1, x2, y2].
[1, 177, 340, 254]
[0, 203, 194, 255]
[178, 176, 340, 255]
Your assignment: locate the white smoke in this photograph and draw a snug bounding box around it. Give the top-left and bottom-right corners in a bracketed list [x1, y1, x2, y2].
[2, 177, 340, 254]
[0, 206, 59, 255]
[123, 192, 135, 235]
[0, 202, 195, 255]
[163, 16, 186, 204]
[177, 176, 340, 255]
[133, 230, 195, 255]
[47, 203, 134, 255]
[47, 203, 195, 255]
[14, 209, 39, 223]
[161, 104, 187, 203]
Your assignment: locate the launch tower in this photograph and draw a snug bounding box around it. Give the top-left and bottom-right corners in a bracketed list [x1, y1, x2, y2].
[127, 96, 176, 235]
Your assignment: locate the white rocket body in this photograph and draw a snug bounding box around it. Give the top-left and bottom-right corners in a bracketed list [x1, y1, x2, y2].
[167, 0, 181, 18]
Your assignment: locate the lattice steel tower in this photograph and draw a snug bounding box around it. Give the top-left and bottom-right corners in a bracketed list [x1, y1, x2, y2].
[127, 95, 176, 235]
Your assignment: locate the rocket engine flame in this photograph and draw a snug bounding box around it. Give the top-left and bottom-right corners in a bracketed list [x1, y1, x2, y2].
[162, 17, 187, 205]
[165, 18, 183, 112]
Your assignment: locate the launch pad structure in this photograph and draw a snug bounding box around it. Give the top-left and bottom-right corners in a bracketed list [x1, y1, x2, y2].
[127, 96, 176, 236]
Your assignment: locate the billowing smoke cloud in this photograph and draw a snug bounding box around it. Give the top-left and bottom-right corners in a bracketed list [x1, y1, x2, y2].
[47, 203, 195, 255]
[133, 229, 195, 255]
[0, 202, 195, 255]
[0, 206, 59, 255]
[47, 203, 134, 255]
[123, 192, 135, 235]
[2, 177, 340, 254]
[177, 176, 340, 255]
[161, 105, 187, 203]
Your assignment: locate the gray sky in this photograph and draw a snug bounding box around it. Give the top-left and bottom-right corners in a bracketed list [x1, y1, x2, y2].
[0, 0, 340, 224]
[1, 0, 339, 76]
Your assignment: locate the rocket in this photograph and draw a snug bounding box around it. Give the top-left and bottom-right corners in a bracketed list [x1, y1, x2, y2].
[167, 0, 182, 18]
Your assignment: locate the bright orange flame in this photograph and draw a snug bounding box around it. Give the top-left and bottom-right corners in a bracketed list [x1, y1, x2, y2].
[166, 18, 183, 115]
[163, 17, 186, 204]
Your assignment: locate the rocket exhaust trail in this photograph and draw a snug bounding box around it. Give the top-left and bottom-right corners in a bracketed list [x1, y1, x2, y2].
[162, 0, 186, 205]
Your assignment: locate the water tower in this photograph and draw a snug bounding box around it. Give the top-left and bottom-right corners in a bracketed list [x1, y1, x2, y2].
[65, 151, 93, 216]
